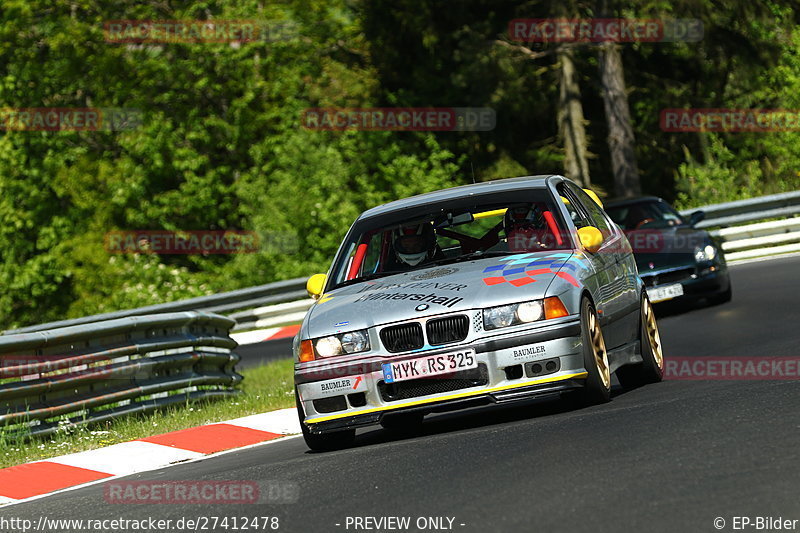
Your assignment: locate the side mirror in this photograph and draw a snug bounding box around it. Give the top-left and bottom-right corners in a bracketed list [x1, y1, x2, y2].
[577, 226, 603, 253]
[688, 210, 705, 227]
[306, 273, 327, 300]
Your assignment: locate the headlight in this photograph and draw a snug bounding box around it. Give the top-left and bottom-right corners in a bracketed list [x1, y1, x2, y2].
[483, 304, 517, 330]
[694, 244, 717, 263]
[483, 300, 544, 330]
[516, 300, 544, 322]
[314, 329, 370, 358]
[314, 336, 342, 357]
[341, 330, 369, 353]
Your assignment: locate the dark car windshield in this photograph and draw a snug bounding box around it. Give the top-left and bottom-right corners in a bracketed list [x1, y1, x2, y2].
[605, 200, 686, 230]
[328, 189, 572, 289]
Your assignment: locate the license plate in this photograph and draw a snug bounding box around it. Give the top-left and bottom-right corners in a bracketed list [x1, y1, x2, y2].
[647, 283, 684, 303]
[382, 349, 477, 383]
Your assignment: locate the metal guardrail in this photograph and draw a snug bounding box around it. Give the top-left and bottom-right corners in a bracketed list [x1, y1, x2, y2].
[679, 191, 800, 229]
[0, 311, 240, 439]
[229, 299, 314, 332]
[679, 191, 800, 262]
[5, 277, 307, 335]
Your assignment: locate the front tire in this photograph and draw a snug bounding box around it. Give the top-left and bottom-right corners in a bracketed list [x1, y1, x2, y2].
[296, 393, 355, 452]
[577, 297, 611, 404]
[708, 283, 732, 305]
[617, 294, 664, 389]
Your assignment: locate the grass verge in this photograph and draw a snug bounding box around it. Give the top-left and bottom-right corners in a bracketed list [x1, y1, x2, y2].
[0, 359, 295, 470]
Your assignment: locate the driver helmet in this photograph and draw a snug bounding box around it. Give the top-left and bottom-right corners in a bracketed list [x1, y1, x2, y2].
[394, 223, 436, 266]
[504, 205, 543, 252]
[503, 205, 541, 233]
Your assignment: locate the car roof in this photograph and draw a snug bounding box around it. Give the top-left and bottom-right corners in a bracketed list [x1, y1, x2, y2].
[604, 196, 665, 208]
[359, 175, 558, 219]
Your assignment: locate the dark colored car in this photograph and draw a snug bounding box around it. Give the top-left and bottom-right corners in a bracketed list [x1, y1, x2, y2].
[604, 196, 732, 305]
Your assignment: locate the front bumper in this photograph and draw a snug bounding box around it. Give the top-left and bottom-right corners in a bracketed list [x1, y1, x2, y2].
[295, 317, 586, 434]
[642, 263, 730, 302]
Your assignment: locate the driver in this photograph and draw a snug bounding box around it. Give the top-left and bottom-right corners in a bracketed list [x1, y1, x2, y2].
[393, 223, 440, 267]
[504, 205, 546, 252]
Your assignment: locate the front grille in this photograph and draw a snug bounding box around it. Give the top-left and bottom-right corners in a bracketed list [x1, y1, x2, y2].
[380, 323, 424, 353]
[378, 364, 489, 402]
[641, 267, 695, 288]
[426, 315, 469, 345]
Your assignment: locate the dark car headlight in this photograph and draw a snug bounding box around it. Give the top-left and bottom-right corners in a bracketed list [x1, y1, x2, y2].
[694, 244, 717, 263]
[314, 329, 370, 357]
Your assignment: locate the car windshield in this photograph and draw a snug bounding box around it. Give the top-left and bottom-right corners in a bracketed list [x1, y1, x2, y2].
[605, 200, 686, 230]
[329, 189, 572, 289]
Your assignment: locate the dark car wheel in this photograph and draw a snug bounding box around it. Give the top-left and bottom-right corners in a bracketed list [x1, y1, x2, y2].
[617, 294, 665, 389]
[576, 297, 611, 404]
[296, 393, 355, 452]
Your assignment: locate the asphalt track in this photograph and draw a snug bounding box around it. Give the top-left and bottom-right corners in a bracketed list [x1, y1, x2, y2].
[5, 256, 799, 533]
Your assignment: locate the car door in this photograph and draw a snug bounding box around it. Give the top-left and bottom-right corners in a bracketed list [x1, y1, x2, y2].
[562, 183, 634, 349]
[556, 183, 616, 340]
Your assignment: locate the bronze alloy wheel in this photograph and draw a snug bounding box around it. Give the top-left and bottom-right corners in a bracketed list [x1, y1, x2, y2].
[616, 293, 666, 389]
[643, 297, 663, 370]
[587, 308, 611, 389]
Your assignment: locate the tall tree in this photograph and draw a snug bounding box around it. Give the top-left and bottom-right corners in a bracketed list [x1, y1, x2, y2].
[599, 40, 641, 197]
[558, 46, 591, 186]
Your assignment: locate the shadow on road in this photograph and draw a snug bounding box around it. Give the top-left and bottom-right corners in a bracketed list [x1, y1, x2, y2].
[652, 297, 729, 318]
[334, 384, 638, 451]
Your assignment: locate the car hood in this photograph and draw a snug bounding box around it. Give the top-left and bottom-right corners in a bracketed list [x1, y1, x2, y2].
[303, 251, 578, 338]
[625, 226, 708, 273]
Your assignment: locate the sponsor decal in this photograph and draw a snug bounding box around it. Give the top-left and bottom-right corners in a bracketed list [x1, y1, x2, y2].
[512, 344, 547, 360]
[311, 375, 368, 397]
[354, 291, 463, 308]
[495, 338, 578, 367]
[410, 267, 459, 280]
[481, 253, 583, 288]
[357, 280, 467, 293]
[334, 321, 349, 328]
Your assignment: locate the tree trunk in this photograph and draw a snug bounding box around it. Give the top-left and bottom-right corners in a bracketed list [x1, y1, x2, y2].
[599, 41, 641, 197]
[557, 46, 591, 187]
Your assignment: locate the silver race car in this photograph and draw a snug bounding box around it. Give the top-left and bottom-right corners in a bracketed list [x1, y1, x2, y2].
[294, 175, 664, 451]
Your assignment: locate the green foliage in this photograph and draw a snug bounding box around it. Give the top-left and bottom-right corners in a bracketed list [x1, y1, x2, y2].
[2, 0, 800, 328]
[674, 136, 763, 209]
[0, 0, 461, 328]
